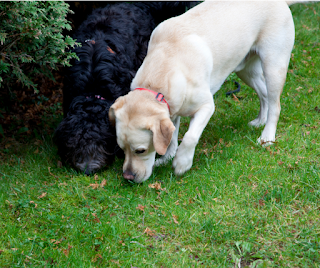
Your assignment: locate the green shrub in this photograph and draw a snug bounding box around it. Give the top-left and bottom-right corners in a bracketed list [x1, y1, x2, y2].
[0, 1, 79, 93]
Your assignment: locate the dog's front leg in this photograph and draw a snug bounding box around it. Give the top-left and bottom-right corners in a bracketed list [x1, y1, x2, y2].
[154, 116, 180, 167]
[173, 97, 215, 176]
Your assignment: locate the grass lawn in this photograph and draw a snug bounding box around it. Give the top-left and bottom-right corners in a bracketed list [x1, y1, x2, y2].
[0, 3, 319, 267]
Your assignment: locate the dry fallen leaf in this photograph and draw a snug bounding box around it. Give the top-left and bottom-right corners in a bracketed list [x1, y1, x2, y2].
[63, 249, 69, 257]
[136, 204, 146, 212]
[63, 244, 72, 257]
[92, 213, 100, 223]
[89, 183, 100, 189]
[232, 93, 239, 102]
[38, 192, 47, 199]
[258, 199, 265, 207]
[94, 174, 98, 181]
[144, 227, 156, 237]
[148, 182, 163, 190]
[100, 179, 107, 188]
[29, 200, 38, 208]
[92, 254, 102, 263]
[172, 214, 179, 224]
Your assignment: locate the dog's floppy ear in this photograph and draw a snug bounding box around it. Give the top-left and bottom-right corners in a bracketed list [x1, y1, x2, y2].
[151, 118, 175, 155]
[109, 96, 125, 126]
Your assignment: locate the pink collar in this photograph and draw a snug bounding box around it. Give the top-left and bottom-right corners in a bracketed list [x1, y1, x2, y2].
[135, 88, 170, 112]
[86, 95, 106, 100]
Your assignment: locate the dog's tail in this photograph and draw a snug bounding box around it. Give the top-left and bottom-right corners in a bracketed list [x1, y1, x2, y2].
[286, 1, 312, 5]
[135, 1, 199, 25]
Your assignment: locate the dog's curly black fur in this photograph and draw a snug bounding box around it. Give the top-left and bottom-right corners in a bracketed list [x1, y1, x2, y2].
[54, 1, 197, 175]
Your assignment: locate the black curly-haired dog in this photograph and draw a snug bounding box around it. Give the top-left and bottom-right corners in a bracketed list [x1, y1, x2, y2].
[54, 1, 197, 175]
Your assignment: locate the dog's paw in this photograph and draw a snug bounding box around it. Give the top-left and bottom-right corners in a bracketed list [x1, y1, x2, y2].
[172, 147, 194, 176]
[173, 156, 193, 176]
[257, 136, 275, 147]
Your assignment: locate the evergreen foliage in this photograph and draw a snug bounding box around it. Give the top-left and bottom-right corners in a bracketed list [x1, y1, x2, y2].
[0, 1, 79, 92]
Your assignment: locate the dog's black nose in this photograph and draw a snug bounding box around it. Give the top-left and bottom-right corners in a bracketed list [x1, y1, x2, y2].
[123, 170, 135, 181]
[84, 167, 92, 176]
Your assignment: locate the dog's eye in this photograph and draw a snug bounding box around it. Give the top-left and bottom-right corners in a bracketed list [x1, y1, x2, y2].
[135, 149, 146, 154]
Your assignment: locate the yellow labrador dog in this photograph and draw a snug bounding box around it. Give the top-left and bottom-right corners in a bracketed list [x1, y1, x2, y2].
[109, 1, 296, 183]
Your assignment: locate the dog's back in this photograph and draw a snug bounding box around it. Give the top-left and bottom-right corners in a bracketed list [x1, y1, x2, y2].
[134, 1, 294, 97]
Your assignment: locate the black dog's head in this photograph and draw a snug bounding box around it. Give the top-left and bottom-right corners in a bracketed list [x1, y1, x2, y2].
[54, 96, 120, 175]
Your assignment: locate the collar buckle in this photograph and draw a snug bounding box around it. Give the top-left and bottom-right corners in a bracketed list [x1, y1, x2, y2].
[135, 88, 170, 112]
